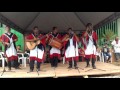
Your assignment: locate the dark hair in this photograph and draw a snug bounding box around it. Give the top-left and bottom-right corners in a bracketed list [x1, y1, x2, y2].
[6, 25, 10, 29]
[86, 23, 93, 27]
[67, 28, 72, 31]
[33, 26, 38, 30]
[53, 27, 57, 31]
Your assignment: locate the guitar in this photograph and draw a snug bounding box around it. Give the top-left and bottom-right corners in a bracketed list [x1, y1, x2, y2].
[26, 32, 51, 50]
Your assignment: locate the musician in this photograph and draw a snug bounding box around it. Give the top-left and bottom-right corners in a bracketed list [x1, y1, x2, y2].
[48, 27, 61, 68]
[25, 26, 47, 72]
[1, 25, 20, 70]
[111, 36, 120, 62]
[62, 28, 79, 69]
[81, 23, 98, 69]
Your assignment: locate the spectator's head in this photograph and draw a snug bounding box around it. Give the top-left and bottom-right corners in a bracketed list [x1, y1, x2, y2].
[104, 43, 108, 47]
[5, 25, 11, 33]
[52, 27, 58, 35]
[115, 36, 119, 41]
[17, 45, 21, 50]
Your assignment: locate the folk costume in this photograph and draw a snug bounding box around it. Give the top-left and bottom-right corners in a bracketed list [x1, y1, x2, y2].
[1, 33, 19, 70]
[26, 33, 46, 71]
[81, 31, 98, 69]
[48, 33, 61, 67]
[63, 34, 79, 69]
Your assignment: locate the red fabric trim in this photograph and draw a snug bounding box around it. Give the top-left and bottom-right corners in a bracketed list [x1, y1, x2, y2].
[30, 52, 45, 62]
[85, 54, 96, 59]
[7, 56, 18, 61]
[48, 34, 52, 41]
[65, 56, 79, 61]
[39, 34, 46, 47]
[1, 34, 18, 43]
[26, 34, 34, 40]
[12, 34, 18, 41]
[1, 34, 10, 43]
[30, 56, 44, 62]
[57, 34, 62, 39]
[49, 53, 61, 59]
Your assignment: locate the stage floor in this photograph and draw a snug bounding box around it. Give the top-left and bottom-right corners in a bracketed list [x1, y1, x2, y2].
[0, 62, 120, 78]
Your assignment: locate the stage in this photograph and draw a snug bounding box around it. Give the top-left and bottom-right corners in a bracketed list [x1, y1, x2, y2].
[0, 62, 120, 78]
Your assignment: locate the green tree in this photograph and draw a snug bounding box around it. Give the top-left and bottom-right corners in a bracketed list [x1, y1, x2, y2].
[99, 30, 117, 47]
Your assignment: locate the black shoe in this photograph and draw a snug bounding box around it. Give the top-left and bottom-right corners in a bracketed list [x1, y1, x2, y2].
[92, 65, 96, 69]
[37, 68, 40, 71]
[68, 66, 72, 69]
[75, 66, 78, 69]
[86, 64, 90, 68]
[30, 69, 33, 72]
[8, 68, 11, 71]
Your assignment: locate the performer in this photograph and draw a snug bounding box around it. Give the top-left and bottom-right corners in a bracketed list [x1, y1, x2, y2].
[48, 27, 62, 68]
[25, 26, 48, 72]
[111, 36, 120, 62]
[62, 28, 79, 69]
[81, 23, 98, 69]
[1, 25, 20, 70]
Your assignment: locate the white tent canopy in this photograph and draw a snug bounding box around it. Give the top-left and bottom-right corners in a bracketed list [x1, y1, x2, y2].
[0, 12, 115, 33]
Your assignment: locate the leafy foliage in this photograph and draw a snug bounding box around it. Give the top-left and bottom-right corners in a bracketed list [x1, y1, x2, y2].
[99, 30, 117, 47]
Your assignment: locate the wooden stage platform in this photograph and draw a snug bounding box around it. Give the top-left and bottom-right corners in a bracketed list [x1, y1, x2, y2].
[0, 62, 120, 78]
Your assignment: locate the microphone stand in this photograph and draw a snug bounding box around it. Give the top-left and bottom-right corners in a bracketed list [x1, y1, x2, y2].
[68, 58, 83, 73]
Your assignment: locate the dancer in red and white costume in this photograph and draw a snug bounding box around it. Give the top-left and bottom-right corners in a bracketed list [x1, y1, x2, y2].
[48, 27, 62, 68]
[1, 25, 20, 70]
[26, 26, 48, 72]
[63, 28, 79, 69]
[81, 23, 98, 69]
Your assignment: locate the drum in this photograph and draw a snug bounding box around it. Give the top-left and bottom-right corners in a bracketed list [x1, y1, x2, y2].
[48, 38, 62, 49]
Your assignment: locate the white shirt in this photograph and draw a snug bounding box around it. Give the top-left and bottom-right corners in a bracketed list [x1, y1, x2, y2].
[111, 40, 120, 53]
